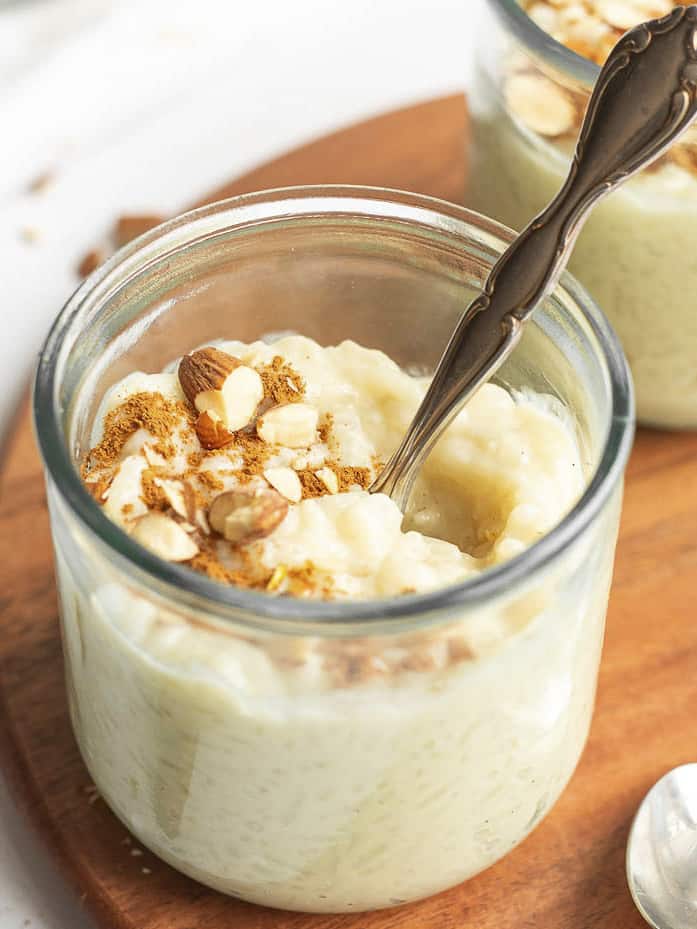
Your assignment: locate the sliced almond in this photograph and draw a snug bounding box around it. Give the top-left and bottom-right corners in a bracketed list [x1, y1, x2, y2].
[131, 513, 199, 562]
[179, 347, 264, 431]
[257, 403, 319, 448]
[208, 487, 288, 544]
[263, 466, 303, 503]
[315, 467, 339, 495]
[141, 442, 168, 469]
[506, 72, 576, 137]
[154, 478, 196, 521]
[195, 410, 234, 450]
[266, 564, 289, 593]
[85, 477, 111, 503]
[593, 0, 645, 30]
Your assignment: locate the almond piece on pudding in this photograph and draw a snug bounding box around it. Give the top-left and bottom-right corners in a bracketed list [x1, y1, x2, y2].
[179, 347, 264, 431]
[208, 487, 289, 544]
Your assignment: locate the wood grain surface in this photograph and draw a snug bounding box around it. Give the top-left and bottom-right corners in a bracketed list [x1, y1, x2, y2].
[1, 93, 696, 929]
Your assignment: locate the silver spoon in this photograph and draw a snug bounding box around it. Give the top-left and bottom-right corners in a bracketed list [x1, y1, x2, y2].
[371, 5, 697, 510]
[627, 764, 697, 929]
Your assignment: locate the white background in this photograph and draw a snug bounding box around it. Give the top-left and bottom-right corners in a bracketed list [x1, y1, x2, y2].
[1, 0, 482, 925]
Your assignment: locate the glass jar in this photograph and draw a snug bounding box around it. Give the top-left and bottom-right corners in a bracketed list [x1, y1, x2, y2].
[467, 0, 697, 430]
[34, 187, 633, 913]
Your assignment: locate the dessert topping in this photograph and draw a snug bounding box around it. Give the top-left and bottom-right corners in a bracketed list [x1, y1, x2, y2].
[263, 466, 303, 503]
[195, 410, 234, 450]
[178, 347, 264, 431]
[256, 402, 319, 447]
[208, 487, 289, 544]
[506, 72, 578, 137]
[131, 512, 199, 562]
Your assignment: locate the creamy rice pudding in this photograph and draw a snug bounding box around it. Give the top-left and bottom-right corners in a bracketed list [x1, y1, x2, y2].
[55, 334, 620, 911]
[82, 335, 584, 601]
[469, 0, 697, 428]
[35, 189, 633, 915]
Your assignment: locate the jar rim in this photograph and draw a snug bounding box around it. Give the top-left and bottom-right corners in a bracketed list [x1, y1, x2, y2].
[33, 185, 634, 636]
[487, 0, 600, 87]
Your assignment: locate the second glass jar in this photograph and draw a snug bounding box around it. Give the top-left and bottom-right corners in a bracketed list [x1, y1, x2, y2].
[468, 0, 697, 430]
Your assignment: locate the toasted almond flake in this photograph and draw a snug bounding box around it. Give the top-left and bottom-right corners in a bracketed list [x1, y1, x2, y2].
[195, 508, 211, 535]
[257, 402, 319, 447]
[154, 478, 195, 520]
[506, 72, 576, 136]
[266, 564, 288, 592]
[131, 513, 199, 562]
[593, 0, 645, 30]
[142, 443, 168, 469]
[85, 477, 111, 503]
[316, 467, 339, 494]
[263, 466, 303, 503]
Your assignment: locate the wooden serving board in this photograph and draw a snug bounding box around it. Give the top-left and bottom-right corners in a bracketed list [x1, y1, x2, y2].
[2, 94, 697, 929]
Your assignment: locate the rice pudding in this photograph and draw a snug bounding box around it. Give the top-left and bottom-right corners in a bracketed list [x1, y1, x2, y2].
[49, 332, 626, 912]
[82, 335, 584, 599]
[468, 0, 697, 428]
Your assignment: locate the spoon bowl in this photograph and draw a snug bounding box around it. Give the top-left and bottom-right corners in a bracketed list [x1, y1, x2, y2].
[627, 764, 697, 929]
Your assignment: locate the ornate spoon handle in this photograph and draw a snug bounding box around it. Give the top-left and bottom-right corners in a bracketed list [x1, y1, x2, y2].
[372, 6, 697, 510]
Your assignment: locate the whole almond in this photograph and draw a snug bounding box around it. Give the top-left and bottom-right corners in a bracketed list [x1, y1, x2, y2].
[209, 487, 288, 544]
[180, 347, 264, 431]
[178, 347, 241, 406]
[195, 410, 234, 450]
[197, 364, 264, 430]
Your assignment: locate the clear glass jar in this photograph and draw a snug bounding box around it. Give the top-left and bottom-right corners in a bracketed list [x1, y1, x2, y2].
[34, 187, 633, 913]
[468, 0, 697, 430]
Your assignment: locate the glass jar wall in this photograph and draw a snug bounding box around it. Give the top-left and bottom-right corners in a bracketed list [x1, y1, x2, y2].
[468, 0, 697, 429]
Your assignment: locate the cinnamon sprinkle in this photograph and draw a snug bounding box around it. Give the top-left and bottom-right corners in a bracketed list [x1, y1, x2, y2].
[298, 469, 327, 499]
[336, 466, 371, 492]
[196, 469, 225, 492]
[81, 356, 373, 599]
[318, 413, 334, 445]
[229, 431, 272, 482]
[82, 392, 192, 475]
[258, 356, 305, 405]
[140, 469, 169, 510]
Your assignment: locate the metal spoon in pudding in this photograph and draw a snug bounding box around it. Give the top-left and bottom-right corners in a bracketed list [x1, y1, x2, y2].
[371, 6, 697, 511]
